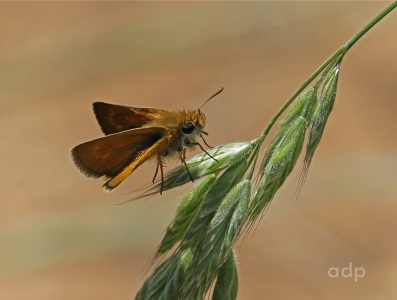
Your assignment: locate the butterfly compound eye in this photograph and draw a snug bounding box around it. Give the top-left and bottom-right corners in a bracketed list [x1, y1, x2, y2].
[182, 121, 195, 134]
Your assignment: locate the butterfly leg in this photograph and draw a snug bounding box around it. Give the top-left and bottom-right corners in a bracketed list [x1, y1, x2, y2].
[200, 134, 214, 149]
[153, 154, 165, 194]
[191, 142, 219, 162]
[181, 147, 194, 183]
[152, 159, 160, 184]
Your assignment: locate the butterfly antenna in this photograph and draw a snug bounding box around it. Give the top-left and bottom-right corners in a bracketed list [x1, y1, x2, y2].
[198, 87, 224, 110]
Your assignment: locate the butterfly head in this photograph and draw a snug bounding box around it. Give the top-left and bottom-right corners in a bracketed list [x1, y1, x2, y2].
[180, 87, 223, 144]
[181, 109, 207, 136]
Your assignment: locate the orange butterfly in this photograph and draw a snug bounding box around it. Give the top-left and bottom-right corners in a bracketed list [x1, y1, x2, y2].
[72, 88, 223, 193]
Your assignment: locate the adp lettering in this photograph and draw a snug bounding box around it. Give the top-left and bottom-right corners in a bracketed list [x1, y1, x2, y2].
[328, 262, 366, 282]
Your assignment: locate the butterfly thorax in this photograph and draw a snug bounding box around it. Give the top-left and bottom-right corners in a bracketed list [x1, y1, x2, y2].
[147, 109, 206, 157]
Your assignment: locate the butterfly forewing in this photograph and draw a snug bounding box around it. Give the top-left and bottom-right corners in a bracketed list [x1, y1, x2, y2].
[72, 127, 168, 180]
[93, 102, 167, 135]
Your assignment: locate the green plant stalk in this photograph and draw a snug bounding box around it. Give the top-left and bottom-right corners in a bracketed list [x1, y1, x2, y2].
[345, 1, 397, 50]
[258, 1, 397, 142]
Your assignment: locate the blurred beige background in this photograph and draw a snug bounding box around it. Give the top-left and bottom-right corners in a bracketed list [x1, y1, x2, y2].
[1, 2, 397, 300]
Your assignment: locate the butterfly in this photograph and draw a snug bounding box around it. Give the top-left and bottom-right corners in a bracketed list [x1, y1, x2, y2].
[72, 88, 223, 193]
